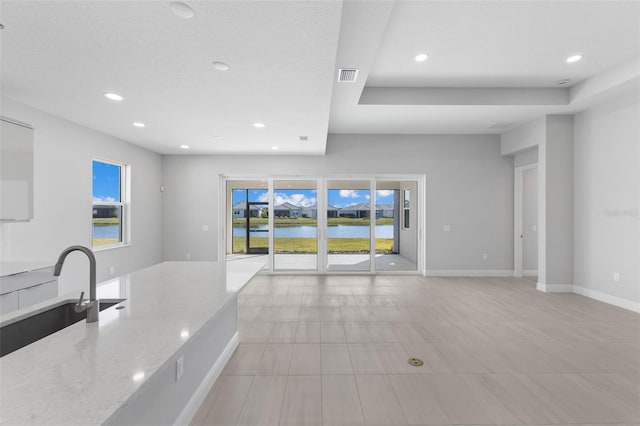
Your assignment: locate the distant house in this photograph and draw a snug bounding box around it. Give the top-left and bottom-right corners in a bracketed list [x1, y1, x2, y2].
[274, 202, 302, 218]
[232, 201, 261, 218]
[302, 204, 339, 218]
[339, 203, 370, 218]
[376, 203, 394, 218]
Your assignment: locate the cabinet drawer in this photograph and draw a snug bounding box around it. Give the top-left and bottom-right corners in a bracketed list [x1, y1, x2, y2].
[0, 291, 19, 314]
[18, 280, 58, 309]
[0, 266, 55, 294]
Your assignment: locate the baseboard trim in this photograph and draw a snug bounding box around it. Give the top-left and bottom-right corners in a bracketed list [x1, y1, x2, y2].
[174, 332, 239, 426]
[425, 269, 514, 277]
[536, 283, 573, 293]
[573, 285, 640, 313]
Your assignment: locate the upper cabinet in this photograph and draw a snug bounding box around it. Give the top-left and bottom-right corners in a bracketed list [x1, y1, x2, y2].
[1, 116, 34, 221]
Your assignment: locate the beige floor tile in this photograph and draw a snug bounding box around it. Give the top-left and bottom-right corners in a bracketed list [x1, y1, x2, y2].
[270, 322, 297, 343]
[321, 322, 347, 343]
[256, 344, 293, 375]
[280, 375, 322, 426]
[388, 322, 425, 342]
[322, 375, 365, 426]
[367, 322, 399, 343]
[289, 343, 322, 375]
[299, 306, 322, 321]
[348, 344, 386, 374]
[192, 375, 254, 426]
[242, 322, 275, 343]
[340, 306, 365, 321]
[388, 374, 450, 425]
[276, 306, 301, 322]
[427, 374, 520, 424]
[376, 343, 427, 374]
[236, 375, 287, 426]
[295, 322, 322, 343]
[222, 344, 266, 376]
[355, 374, 408, 426]
[321, 344, 354, 374]
[254, 306, 280, 322]
[343, 322, 373, 343]
[320, 306, 342, 321]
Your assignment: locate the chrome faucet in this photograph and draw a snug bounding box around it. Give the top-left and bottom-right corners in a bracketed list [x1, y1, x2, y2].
[54, 245, 99, 323]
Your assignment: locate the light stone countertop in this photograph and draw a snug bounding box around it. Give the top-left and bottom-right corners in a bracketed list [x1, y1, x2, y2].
[0, 260, 265, 425]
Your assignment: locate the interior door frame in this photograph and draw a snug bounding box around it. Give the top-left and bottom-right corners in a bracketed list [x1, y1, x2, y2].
[513, 164, 538, 278]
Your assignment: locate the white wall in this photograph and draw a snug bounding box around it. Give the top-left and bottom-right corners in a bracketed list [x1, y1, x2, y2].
[162, 134, 515, 273]
[514, 146, 538, 167]
[574, 87, 640, 305]
[0, 99, 163, 296]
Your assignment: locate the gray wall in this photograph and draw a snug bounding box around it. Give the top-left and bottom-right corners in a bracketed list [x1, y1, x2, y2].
[0, 98, 163, 296]
[162, 134, 515, 272]
[574, 88, 640, 303]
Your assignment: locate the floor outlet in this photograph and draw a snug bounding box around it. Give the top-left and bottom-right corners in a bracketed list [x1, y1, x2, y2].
[176, 355, 184, 381]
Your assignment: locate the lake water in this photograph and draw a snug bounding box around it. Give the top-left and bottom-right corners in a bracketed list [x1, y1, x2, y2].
[234, 224, 394, 238]
[93, 225, 119, 238]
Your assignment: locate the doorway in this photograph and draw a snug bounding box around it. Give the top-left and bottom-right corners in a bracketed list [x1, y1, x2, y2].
[514, 165, 538, 278]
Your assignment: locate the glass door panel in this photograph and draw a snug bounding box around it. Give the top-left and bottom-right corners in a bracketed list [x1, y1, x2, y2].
[231, 187, 268, 254]
[326, 180, 371, 271]
[374, 180, 417, 271]
[273, 180, 318, 270]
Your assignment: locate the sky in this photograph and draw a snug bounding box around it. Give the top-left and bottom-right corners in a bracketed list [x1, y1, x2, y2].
[92, 160, 120, 202]
[233, 188, 394, 208]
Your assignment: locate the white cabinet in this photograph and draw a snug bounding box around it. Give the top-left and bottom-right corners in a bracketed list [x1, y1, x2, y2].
[1, 116, 34, 221]
[0, 265, 57, 314]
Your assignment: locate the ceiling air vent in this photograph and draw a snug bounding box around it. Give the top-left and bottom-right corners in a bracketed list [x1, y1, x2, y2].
[299, 136, 309, 142]
[337, 68, 359, 83]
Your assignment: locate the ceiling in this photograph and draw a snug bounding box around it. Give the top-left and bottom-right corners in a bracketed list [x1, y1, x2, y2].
[1, 1, 639, 155]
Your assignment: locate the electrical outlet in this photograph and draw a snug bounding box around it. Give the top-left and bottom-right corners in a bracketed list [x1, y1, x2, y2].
[482, 253, 488, 261]
[613, 272, 620, 282]
[176, 355, 184, 381]
[109, 266, 115, 275]
[202, 225, 209, 231]
[443, 225, 451, 232]
[185, 252, 191, 260]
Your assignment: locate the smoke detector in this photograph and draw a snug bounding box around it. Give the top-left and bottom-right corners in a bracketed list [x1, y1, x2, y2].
[337, 68, 359, 83]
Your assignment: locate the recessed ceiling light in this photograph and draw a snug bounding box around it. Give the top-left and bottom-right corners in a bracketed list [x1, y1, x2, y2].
[253, 122, 265, 128]
[104, 92, 124, 101]
[180, 145, 190, 149]
[132, 122, 145, 128]
[132, 372, 145, 382]
[170, 1, 194, 19]
[271, 146, 279, 150]
[415, 53, 428, 62]
[212, 61, 230, 71]
[556, 79, 571, 86]
[566, 54, 582, 64]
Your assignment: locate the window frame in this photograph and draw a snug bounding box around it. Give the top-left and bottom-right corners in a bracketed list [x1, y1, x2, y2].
[402, 188, 411, 230]
[92, 158, 131, 250]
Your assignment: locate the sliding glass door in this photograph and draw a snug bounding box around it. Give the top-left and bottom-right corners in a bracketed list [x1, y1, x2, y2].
[273, 179, 318, 271]
[326, 180, 372, 271]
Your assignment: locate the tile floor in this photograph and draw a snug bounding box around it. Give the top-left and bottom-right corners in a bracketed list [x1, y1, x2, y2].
[191, 274, 640, 426]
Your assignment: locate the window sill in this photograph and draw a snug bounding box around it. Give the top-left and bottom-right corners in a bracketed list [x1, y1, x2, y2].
[92, 242, 131, 252]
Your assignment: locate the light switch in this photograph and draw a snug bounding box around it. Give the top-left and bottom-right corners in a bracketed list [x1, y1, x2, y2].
[443, 225, 451, 232]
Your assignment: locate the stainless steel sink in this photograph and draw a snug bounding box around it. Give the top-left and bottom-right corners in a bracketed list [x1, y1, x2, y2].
[0, 300, 124, 357]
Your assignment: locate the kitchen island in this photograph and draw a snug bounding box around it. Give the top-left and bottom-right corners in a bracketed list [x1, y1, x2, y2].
[0, 260, 265, 425]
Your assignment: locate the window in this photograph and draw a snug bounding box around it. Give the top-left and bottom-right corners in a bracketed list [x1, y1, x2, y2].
[92, 159, 128, 248]
[403, 188, 410, 229]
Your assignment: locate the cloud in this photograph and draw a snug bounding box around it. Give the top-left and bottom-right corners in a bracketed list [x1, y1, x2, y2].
[93, 196, 116, 202]
[259, 192, 317, 207]
[376, 190, 393, 197]
[339, 189, 359, 198]
[365, 194, 370, 200]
